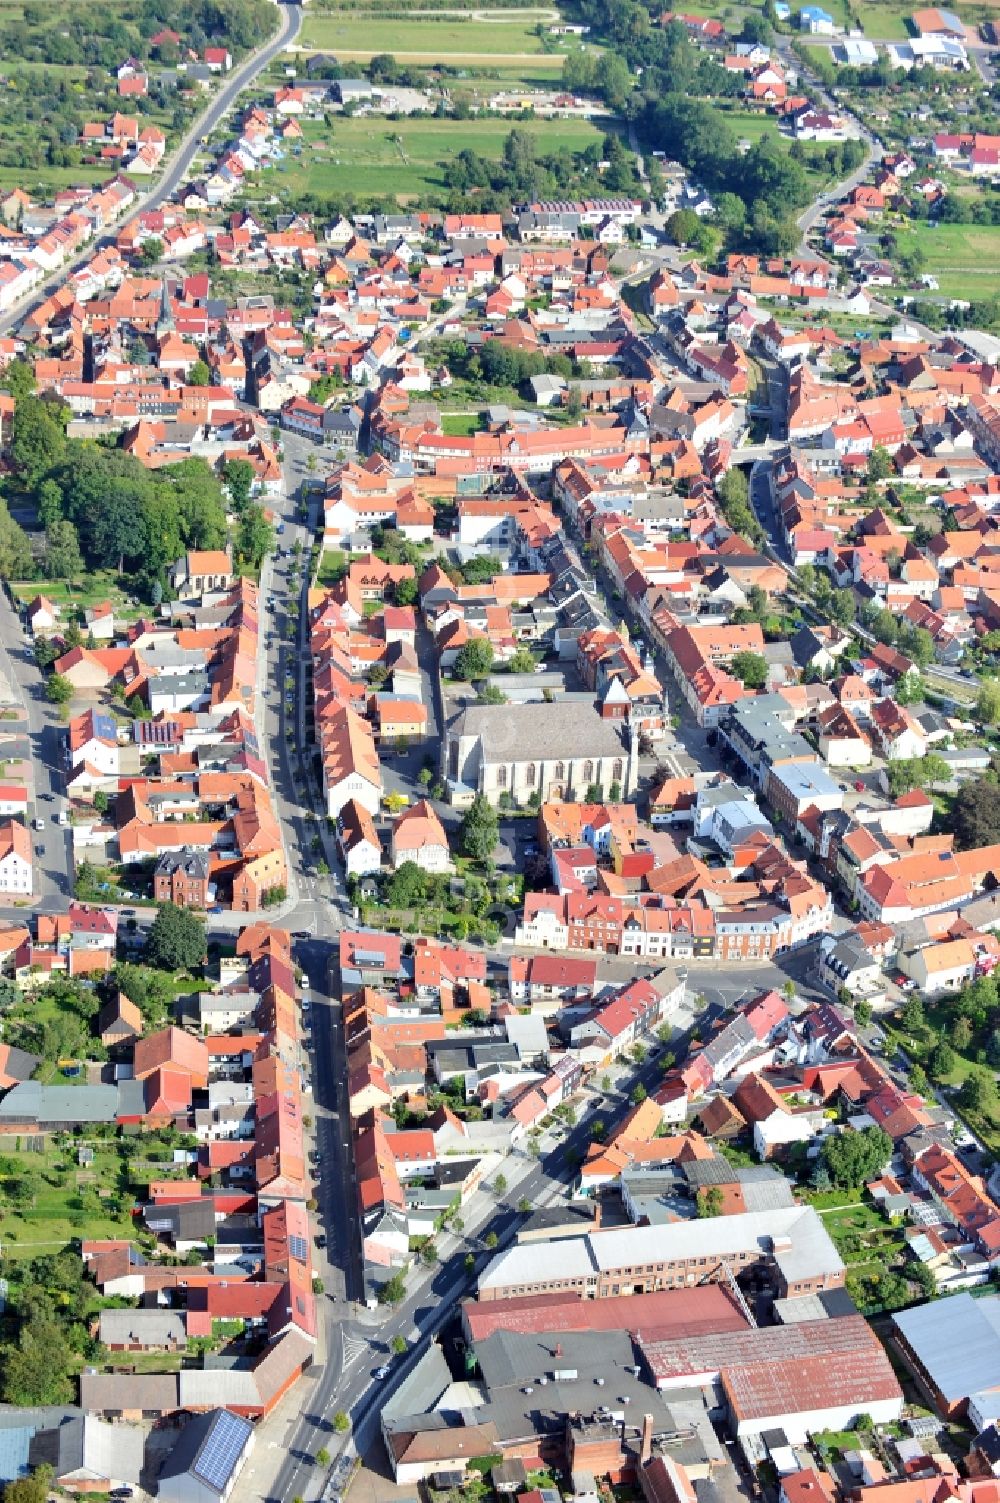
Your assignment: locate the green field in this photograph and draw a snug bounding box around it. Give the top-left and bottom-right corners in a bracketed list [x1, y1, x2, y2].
[895, 222, 1000, 301]
[852, 2, 912, 38]
[718, 108, 788, 145]
[265, 113, 604, 202]
[0, 1142, 139, 1257]
[10, 571, 142, 618]
[299, 11, 560, 60]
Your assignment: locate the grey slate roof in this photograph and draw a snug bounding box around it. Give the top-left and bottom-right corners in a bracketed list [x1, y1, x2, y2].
[449, 700, 627, 760]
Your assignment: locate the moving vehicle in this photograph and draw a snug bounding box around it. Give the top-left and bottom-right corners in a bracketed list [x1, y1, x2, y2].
[33, 817, 44, 831]
[373, 1364, 392, 1380]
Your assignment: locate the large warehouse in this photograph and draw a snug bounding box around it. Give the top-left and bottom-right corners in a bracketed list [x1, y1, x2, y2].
[894, 1294, 1000, 1423]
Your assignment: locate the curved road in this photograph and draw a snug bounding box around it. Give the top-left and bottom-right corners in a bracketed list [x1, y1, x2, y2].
[0, 0, 302, 336]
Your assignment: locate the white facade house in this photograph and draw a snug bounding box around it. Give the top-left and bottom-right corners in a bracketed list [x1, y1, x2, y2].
[0, 822, 32, 894]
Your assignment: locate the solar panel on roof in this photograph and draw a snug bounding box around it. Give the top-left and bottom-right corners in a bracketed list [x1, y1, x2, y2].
[192, 1409, 252, 1492]
[289, 1234, 307, 1262]
[353, 949, 385, 965]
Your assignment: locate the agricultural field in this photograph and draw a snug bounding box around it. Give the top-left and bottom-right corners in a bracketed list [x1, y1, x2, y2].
[895, 222, 1000, 301]
[298, 8, 572, 67]
[261, 113, 605, 203]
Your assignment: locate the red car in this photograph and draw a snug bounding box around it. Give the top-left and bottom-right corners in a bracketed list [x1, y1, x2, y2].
[854, 780, 866, 792]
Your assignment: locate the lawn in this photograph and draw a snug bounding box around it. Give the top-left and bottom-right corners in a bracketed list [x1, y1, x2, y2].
[719, 108, 786, 145]
[264, 114, 604, 203]
[0, 1141, 139, 1257]
[895, 223, 1000, 301]
[441, 413, 483, 436]
[299, 12, 560, 60]
[10, 571, 142, 618]
[851, 2, 912, 38]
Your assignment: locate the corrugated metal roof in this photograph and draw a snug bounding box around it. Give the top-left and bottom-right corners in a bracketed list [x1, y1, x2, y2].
[894, 1293, 1000, 1403]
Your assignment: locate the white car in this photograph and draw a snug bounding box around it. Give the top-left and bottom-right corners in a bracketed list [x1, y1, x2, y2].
[373, 1364, 392, 1381]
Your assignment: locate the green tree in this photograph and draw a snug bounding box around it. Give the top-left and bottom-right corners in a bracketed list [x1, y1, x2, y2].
[508, 645, 537, 674]
[237, 504, 274, 570]
[222, 458, 255, 511]
[390, 1334, 407, 1354]
[698, 1185, 725, 1218]
[396, 576, 418, 607]
[977, 678, 1000, 727]
[11, 394, 67, 489]
[459, 794, 499, 865]
[333, 1412, 350, 1433]
[630, 1083, 647, 1104]
[3, 1469, 52, 1503]
[144, 902, 207, 971]
[378, 1272, 406, 1305]
[315, 1448, 330, 1467]
[4, 360, 35, 402]
[0, 498, 33, 580]
[45, 673, 72, 705]
[930, 1041, 956, 1081]
[485, 1231, 498, 1250]
[953, 778, 1000, 851]
[951, 1015, 973, 1052]
[44, 519, 82, 580]
[909, 1063, 929, 1095]
[901, 994, 924, 1032]
[960, 1071, 995, 1114]
[665, 208, 703, 246]
[1, 1312, 75, 1403]
[854, 1000, 872, 1029]
[386, 860, 427, 910]
[188, 358, 210, 386]
[821, 1125, 891, 1187]
[33, 638, 58, 670]
[909, 1260, 937, 1298]
[730, 651, 767, 690]
[454, 638, 495, 680]
[866, 446, 892, 483]
[494, 1172, 507, 1194]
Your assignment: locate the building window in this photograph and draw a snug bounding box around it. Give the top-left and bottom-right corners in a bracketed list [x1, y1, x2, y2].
[583, 759, 594, 781]
[526, 763, 536, 785]
[497, 766, 508, 789]
[555, 760, 565, 780]
[613, 758, 624, 782]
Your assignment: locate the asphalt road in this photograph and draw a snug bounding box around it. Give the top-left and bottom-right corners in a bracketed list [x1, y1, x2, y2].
[0, 587, 75, 904]
[0, 1, 303, 337]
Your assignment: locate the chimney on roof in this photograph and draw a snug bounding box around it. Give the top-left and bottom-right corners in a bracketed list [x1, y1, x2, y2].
[641, 1412, 655, 1466]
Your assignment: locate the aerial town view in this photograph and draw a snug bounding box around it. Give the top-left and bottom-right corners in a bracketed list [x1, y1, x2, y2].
[9, 0, 1000, 1499]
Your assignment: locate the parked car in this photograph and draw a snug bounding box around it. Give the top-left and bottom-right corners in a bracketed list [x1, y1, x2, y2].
[373, 1364, 392, 1380]
[854, 780, 866, 792]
